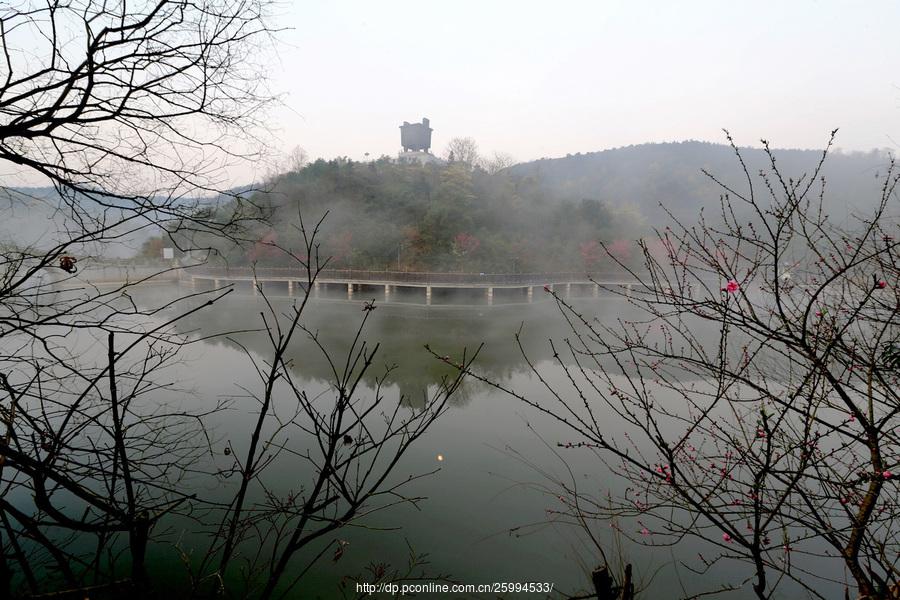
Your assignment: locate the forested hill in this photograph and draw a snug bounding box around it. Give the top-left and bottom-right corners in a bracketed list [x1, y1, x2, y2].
[199, 158, 647, 273]
[509, 141, 890, 225]
[186, 141, 890, 273]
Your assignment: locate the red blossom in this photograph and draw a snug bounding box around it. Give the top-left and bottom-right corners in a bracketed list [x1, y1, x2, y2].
[451, 232, 480, 256]
[579, 240, 602, 269]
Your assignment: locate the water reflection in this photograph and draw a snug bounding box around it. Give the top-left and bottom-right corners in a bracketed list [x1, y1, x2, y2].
[160, 288, 648, 396]
[125, 287, 637, 596]
[123, 285, 791, 599]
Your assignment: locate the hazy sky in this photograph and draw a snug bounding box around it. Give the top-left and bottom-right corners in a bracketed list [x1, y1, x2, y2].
[259, 0, 899, 172]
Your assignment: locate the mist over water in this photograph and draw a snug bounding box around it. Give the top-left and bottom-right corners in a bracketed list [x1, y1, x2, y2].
[3, 2, 898, 597]
[114, 285, 829, 599]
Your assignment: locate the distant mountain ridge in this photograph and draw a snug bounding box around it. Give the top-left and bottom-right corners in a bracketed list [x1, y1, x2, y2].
[508, 140, 891, 223]
[5, 141, 892, 267]
[0, 186, 244, 258]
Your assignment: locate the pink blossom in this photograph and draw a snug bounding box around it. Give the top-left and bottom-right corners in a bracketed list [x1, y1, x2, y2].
[721, 279, 740, 294]
[640, 527, 650, 536]
[876, 280, 888, 289]
[883, 471, 893, 480]
[722, 533, 732, 543]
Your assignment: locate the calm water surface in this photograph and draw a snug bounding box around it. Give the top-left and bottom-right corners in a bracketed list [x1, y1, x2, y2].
[121, 285, 823, 599]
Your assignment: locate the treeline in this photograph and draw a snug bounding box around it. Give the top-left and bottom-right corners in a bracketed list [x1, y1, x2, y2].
[193, 157, 645, 272]
[168, 141, 891, 273]
[511, 140, 890, 224]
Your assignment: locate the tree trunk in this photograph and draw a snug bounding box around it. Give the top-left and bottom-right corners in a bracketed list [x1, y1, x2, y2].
[130, 516, 151, 586]
[591, 566, 616, 600]
[622, 564, 634, 600]
[592, 564, 634, 600]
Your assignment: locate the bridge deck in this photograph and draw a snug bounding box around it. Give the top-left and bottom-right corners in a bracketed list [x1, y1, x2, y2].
[181, 268, 646, 307]
[188, 276, 641, 288]
[184, 268, 641, 287]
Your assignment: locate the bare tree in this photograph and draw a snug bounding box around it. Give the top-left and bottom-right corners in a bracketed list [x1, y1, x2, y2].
[443, 137, 480, 168]
[0, 3, 464, 598]
[484, 151, 516, 174]
[191, 216, 471, 599]
[1, 0, 274, 196]
[443, 132, 900, 599]
[286, 146, 310, 174]
[0, 1, 266, 597]
[0, 285, 234, 593]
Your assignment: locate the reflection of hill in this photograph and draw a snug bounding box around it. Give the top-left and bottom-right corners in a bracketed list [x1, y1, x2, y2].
[135, 289, 631, 396]
[171, 295, 573, 401]
[134, 287, 729, 408]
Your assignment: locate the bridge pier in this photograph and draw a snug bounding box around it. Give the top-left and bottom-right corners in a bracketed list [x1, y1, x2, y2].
[486, 287, 493, 306]
[593, 283, 598, 298]
[426, 286, 432, 305]
[384, 284, 390, 302]
[314, 282, 320, 298]
[566, 282, 571, 298]
[214, 279, 220, 289]
[253, 279, 259, 296]
[527, 286, 533, 303]
[288, 280, 294, 296]
[347, 283, 353, 300]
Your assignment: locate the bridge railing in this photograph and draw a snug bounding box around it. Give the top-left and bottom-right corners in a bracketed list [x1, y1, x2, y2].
[186, 267, 639, 286]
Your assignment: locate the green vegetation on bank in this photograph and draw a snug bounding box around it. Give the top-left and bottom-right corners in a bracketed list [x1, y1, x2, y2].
[154, 141, 889, 272]
[193, 157, 643, 272]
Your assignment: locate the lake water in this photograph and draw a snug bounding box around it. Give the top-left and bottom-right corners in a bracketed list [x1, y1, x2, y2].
[149, 287, 624, 598]
[22, 283, 836, 599]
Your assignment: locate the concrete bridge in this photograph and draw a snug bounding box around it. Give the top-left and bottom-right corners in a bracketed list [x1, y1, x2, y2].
[182, 267, 644, 307]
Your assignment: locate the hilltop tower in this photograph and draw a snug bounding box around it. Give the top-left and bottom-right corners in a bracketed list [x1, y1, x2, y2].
[398, 118, 444, 165]
[400, 118, 432, 152]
